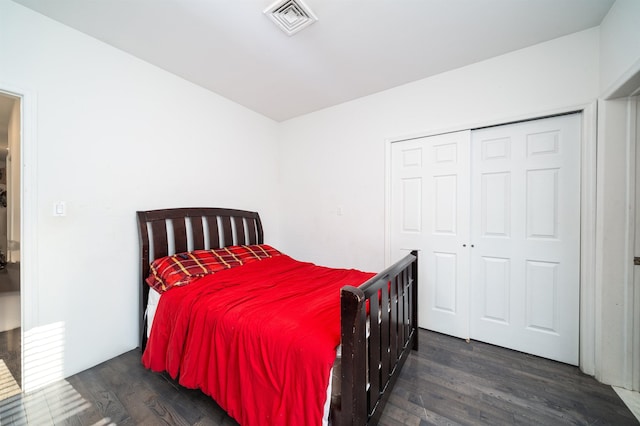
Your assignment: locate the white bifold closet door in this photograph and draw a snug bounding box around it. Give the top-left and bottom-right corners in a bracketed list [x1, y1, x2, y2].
[390, 113, 581, 364]
[390, 130, 471, 339]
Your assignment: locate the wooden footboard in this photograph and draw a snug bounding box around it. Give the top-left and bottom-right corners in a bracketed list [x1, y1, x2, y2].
[338, 251, 418, 425]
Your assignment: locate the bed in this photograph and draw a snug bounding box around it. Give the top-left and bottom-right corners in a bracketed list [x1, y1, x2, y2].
[137, 207, 418, 425]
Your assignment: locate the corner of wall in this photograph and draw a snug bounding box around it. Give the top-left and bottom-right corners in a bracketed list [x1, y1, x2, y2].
[599, 0, 640, 96]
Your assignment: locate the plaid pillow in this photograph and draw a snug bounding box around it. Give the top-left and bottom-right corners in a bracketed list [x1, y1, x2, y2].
[146, 244, 282, 293]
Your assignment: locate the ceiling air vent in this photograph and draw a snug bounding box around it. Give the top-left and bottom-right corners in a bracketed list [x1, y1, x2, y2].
[264, 0, 318, 36]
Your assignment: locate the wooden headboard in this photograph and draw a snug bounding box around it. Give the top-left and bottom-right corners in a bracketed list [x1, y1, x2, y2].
[136, 207, 264, 348]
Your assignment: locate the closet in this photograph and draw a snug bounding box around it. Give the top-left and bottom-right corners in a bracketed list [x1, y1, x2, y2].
[390, 113, 581, 364]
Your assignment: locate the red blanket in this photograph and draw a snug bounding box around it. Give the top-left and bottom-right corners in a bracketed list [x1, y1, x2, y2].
[142, 255, 374, 426]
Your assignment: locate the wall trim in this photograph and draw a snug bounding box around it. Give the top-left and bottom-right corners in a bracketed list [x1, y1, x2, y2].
[580, 101, 598, 376]
[627, 96, 639, 391]
[384, 102, 598, 375]
[623, 97, 635, 389]
[634, 97, 640, 392]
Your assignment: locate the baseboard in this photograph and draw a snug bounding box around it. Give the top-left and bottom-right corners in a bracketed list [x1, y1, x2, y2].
[613, 386, 640, 422]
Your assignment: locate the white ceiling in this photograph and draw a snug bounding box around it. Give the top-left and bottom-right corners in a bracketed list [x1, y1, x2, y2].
[13, 0, 615, 122]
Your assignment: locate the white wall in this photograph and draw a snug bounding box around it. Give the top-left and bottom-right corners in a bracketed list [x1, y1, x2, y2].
[599, 0, 640, 95]
[0, 1, 280, 386]
[278, 28, 599, 272]
[277, 2, 640, 390]
[595, 0, 640, 390]
[595, 98, 636, 387]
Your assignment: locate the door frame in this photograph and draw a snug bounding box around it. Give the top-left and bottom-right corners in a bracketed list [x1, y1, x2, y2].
[0, 83, 38, 391]
[633, 96, 640, 392]
[384, 102, 597, 374]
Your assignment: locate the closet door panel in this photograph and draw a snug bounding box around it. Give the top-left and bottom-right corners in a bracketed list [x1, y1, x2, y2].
[470, 114, 581, 365]
[390, 131, 471, 339]
[389, 113, 580, 365]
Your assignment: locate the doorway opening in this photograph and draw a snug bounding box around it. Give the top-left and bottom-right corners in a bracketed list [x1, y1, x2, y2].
[0, 92, 21, 399]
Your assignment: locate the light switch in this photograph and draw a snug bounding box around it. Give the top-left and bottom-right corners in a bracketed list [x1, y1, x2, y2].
[54, 201, 66, 216]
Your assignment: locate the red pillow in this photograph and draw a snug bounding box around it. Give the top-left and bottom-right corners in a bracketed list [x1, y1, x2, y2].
[146, 244, 282, 293]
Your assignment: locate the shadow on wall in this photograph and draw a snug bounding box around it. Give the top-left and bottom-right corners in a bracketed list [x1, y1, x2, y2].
[22, 322, 65, 392]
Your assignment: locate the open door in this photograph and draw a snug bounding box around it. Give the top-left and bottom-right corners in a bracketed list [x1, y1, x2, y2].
[0, 92, 21, 398]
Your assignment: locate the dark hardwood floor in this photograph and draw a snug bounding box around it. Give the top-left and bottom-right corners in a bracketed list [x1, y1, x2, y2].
[0, 327, 20, 388]
[0, 262, 21, 390]
[0, 329, 637, 425]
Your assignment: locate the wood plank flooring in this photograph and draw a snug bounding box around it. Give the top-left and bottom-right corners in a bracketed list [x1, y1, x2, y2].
[0, 327, 20, 387]
[0, 261, 21, 389]
[0, 329, 637, 425]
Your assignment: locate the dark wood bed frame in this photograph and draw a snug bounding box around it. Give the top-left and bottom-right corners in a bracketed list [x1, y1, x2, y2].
[137, 207, 418, 425]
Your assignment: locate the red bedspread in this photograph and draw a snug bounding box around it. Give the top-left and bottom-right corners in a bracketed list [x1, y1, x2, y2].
[142, 254, 374, 426]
